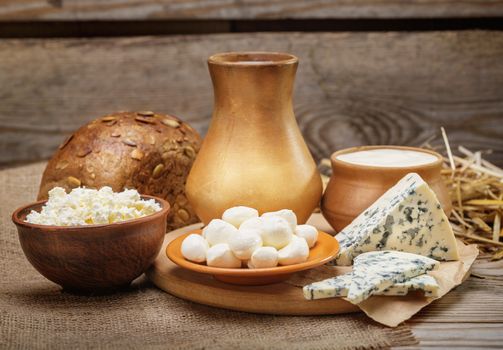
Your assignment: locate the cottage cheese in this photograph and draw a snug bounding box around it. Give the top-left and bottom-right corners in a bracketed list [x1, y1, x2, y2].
[25, 186, 161, 226]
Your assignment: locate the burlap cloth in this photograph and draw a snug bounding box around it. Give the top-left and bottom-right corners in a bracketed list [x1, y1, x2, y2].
[0, 163, 418, 349]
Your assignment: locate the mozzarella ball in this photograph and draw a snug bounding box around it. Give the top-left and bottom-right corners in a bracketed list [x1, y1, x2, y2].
[222, 206, 259, 228]
[261, 209, 297, 231]
[228, 228, 263, 260]
[250, 247, 279, 268]
[181, 234, 209, 263]
[202, 219, 238, 246]
[278, 236, 309, 266]
[295, 224, 318, 248]
[206, 243, 241, 268]
[261, 216, 293, 249]
[239, 217, 264, 231]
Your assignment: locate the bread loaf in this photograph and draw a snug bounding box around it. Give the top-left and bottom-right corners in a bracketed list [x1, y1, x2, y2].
[38, 111, 201, 230]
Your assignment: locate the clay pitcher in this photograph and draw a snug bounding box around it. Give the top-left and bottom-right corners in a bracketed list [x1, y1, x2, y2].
[186, 52, 322, 225]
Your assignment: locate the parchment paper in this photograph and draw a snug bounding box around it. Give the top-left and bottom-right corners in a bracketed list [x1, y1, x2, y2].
[298, 215, 480, 327]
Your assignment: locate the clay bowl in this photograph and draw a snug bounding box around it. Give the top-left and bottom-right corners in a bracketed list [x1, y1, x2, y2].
[167, 230, 339, 285]
[12, 195, 170, 293]
[322, 145, 451, 232]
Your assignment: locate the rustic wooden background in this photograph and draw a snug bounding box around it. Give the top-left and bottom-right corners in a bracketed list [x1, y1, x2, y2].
[1, 0, 503, 169]
[1, 1, 503, 348]
[2, 0, 503, 20]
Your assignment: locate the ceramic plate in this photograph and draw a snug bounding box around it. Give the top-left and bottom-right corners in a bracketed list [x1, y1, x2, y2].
[166, 230, 339, 285]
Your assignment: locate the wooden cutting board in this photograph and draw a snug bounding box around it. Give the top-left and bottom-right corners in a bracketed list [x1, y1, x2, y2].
[146, 216, 359, 316]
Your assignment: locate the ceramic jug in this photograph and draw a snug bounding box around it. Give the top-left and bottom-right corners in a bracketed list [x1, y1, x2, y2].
[186, 52, 322, 224]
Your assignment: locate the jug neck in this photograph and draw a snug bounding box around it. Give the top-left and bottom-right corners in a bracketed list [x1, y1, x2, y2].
[208, 52, 298, 123]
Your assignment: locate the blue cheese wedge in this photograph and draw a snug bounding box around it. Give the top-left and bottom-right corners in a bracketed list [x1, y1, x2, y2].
[347, 251, 439, 304]
[335, 173, 459, 266]
[303, 273, 439, 300]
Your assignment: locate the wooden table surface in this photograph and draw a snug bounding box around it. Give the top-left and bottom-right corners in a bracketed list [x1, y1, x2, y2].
[398, 257, 503, 349]
[4, 162, 503, 348]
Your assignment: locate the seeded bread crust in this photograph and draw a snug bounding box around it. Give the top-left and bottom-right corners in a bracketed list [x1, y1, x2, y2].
[38, 111, 201, 230]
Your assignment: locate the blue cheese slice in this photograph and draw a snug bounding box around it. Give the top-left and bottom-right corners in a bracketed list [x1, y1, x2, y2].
[347, 251, 439, 304]
[380, 274, 439, 297]
[335, 173, 459, 266]
[303, 273, 439, 300]
[303, 273, 352, 300]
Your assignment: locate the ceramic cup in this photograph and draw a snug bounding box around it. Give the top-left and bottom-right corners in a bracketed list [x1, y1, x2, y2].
[321, 145, 451, 232]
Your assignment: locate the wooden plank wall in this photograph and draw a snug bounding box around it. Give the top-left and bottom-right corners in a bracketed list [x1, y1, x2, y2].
[0, 1, 503, 168]
[2, 0, 503, 20]
[2, 31, 503, 167]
